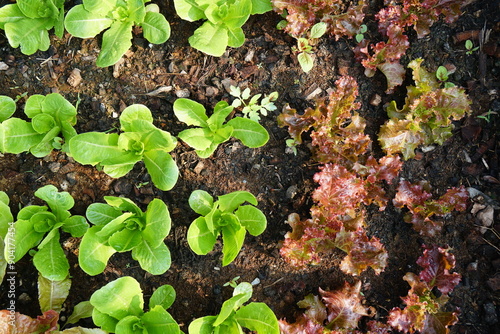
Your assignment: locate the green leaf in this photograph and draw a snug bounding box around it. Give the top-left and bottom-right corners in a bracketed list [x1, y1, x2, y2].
[35, 185, 74, 220]
[189, 190, 214, 216]
[218, 191, 257, 212]
[221, 224, 246, 266]
[90, 276, 144, 320]
[143, 128, 178, 152]
[235, 205, 266, 236]
[82, 0, 117, 14]
[173, 0, 209, 21]
[95, 212, 134, 240]
[86, 203, 123, 226]
[178, 128, 213, 151]
[188, 316, 217, 334]
[173, 98, 209, 127]
[227, 26, 245, 48]
[78, 226, 116, 276]
[120, 104, 154, 132]
[33, 230, 70, 281]
[234, 303, 279, 334]
[187, 217, 217, 255]
[297, 52, 314, 72]
[189, 21, 228, 57]
[9, 219, 44, 262]
[38, 273, 71, 313]
[115, 315, 143, 334]
[226, 117, 269, 147]
[0, 5, 25, 30]
[0, 192, 13, 238]
[1, 118, 44, 154]
[0, 237, 5, 283]
[143, 199, 171, 248]
[104, 196, 142, 215]
[213, 283, 252, 326]
[96, 20, 134, 67]
[224, 0, 251, 28]
[142, 305, 180, 334]
[101, 152, 141, 178]
[64, 301, 94, 326]
[69, 132, 122, 165]
[310, 22, 327, 39]
[108, 228, 142, 252]
[4, 17, 52, 54]
[17, 0, 57, 18]
[150, 284, 176, 310]
[131, 239, 171, 275]
[251, 0, 272, 14]
[0, 96, 16, 122]
[92, 307, 120, 333]
[61, 215, 89, 237]
[126, 0, 146, 23]
[195, 142, 219, 158]
[143, 149, 179, 191]
[141, 11, 170, 44]
[42, 93, 77, 124]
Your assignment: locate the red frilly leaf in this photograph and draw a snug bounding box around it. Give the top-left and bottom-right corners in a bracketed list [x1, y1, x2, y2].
[417, 245, 461, 294]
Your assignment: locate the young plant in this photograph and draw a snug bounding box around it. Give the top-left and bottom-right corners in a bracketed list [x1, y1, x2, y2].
[388, 245, 461, 333]
[378, 59, 472, 160]
[0, 0, 65, 55]
[79, 196, 172, 275]
[279, 281, 373, 332]
[292, 22, 327, 73]
[0, 93, 78, 157]
[173, 98, 269, 158]
[64, 0, 171, 67]
[189, 281, 279, 334]
[229, 85, 278, 122]
[393, 180, 469, 237]
[69, 104, 179, 191]
[355, 24, 368, 43]
[187, 190, 267, 266]
[2, 185, 88, 281]
[465, 39, 479, 54]
[173, 0, 272, 56]
[89, 276, 180, 333]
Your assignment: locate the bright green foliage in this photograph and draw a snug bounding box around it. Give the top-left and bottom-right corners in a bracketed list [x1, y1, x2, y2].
[0, 93, 78, 157]
[64, 0, 171, 67]
[230, 85, 278, 122]
[188, 282, 279, 334]
[79, 196, 172, 275]
[38, 273, 71, 313]
[187, 190, 267, 266]
[292, 22, 327, 72]
[69, 104, 179, 191]
[2, 185, 88, 281]
[0, 191, 13, 283]
[173, 98, 269, 158]
[89, 276, 180, 334]
[379, 59, 472, 160]
[173, 0, 272, 56]
[0, 0, 65, 55]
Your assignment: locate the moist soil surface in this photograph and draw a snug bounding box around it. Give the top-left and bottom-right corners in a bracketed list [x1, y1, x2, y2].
[1, 0, 500, 333]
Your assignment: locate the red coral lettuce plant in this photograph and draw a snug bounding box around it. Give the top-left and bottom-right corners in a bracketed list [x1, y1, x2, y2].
[378, 59, 472, 160]
[278, 76, 402, 274]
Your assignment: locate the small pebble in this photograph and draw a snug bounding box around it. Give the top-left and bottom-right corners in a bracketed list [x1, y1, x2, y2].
[175, 89, 190, 98]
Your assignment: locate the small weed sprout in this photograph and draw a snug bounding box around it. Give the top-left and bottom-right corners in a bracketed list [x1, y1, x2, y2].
[477, 109, 497, 123]
[230, 86, 279, 122]
[436, 66, 455, 88]
[465, 39, 479, 55]
[355, 24, 368, 43]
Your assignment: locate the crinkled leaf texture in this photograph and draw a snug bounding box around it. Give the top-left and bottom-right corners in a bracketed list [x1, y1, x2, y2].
[272, 0, 366, 39]
[393, 180, 468, 237]
[379, 59, 471, 159]
[0, 309, 58, 334]
[388, 245, 461, 334]
[279, 281, 370, 332]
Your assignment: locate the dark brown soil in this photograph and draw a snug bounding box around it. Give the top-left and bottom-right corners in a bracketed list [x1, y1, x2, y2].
[1, 0, 500, 333]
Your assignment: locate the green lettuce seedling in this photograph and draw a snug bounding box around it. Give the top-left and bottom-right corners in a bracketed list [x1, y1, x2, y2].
[173, 0, 272, 56]
[173, 98, 269, 158]
[0, 0, 65, 55]
[0, 93, 78, 157]
[187, 190, 267, 266]
[89, 276, 180, 334]
[189, 281, 279, 334]
[69, 104, 179, 191]
[79, 196, 172, 275]
[64, 0, 171, 67]
[2, 185, 88, 281]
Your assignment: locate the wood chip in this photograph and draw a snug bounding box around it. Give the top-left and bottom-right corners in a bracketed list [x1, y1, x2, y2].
[67, 68, 82, 87]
